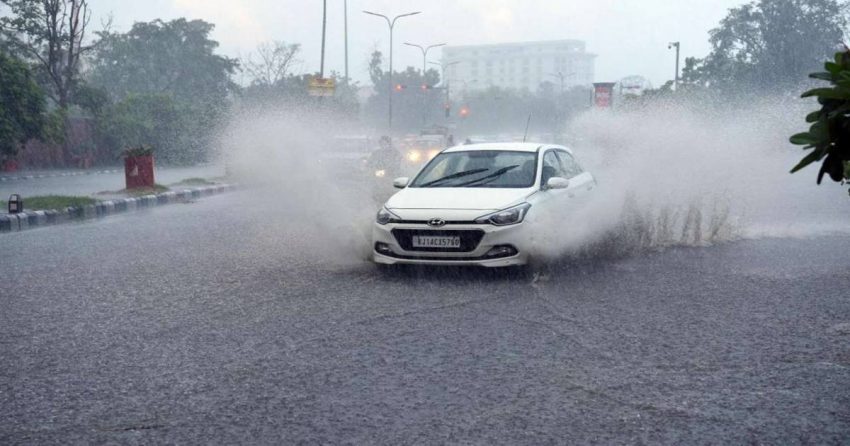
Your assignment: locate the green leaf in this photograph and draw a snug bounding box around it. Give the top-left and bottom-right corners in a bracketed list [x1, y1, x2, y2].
[790, 132, 817, 145]
[790, 149, 825, 173]
[805, 111, 821, 123]
[809, 72, 833, 81]
[826, 61, 842, 75]
[801, 87, 850, 99]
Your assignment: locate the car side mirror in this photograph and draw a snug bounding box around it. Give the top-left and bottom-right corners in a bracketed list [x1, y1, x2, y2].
[393, 177, 409, 189]
[544, 177, 569, 190]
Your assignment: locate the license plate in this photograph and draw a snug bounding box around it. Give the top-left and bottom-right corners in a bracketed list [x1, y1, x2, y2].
[412, 235, 461, 248]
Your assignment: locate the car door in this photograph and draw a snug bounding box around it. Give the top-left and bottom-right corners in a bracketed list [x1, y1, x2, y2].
[534, 148, 572, 212]
[555, 149, 595, 197]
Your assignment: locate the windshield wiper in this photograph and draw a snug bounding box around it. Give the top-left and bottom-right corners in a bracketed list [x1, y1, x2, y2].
[419, 168, 488, 187]
[456, 165, 519, 187]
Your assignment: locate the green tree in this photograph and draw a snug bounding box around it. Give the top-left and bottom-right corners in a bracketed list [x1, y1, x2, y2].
[790, 50, 850, 194]
[366, 50, 442, 131]
[0, 0, 92, 109]
[88, 19, 239, 163]
[0, 51, 51, 156]
[95, 94, 199, 164]
[89, 19, 237, 106]
[693, 0, 847, 94]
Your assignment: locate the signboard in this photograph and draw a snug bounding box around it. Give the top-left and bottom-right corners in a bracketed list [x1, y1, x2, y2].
[308, 77, 336, 97]
[593, 82, 617, 108]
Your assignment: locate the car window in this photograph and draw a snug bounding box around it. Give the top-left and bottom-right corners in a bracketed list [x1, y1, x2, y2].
[542, 150, 567, 183]
[556, 150, 583, 178]
[410, 150, 537, 188]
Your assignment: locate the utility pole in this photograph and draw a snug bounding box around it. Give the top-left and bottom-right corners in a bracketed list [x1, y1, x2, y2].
[668, 41, 680, 90]
[344, 0, 349, 80]
[363, 10, 421, 131]
[320, 0, 327, 78]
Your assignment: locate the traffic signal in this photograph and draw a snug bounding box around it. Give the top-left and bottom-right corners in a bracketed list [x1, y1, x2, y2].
[459, 106, 470, 118]
[444, 103, 451, 118]
[394, 84, 406, 92]
[421, 84, 432, 91]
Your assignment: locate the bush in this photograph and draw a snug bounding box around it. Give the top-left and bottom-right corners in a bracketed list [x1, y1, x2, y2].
[790, 50, 850, 195]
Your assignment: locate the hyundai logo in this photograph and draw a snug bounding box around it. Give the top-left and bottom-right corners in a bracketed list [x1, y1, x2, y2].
[428, 218, 446, 227]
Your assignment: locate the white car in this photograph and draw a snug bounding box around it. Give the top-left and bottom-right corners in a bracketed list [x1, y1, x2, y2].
[372, 143, 596, 267]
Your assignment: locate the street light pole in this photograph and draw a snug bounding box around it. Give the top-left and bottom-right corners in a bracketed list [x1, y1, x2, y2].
[320, 0, 327, 78]
[344, 0, 349, 80]
[363, 10, 421, 131]
[668, 41, 680, 90]
[548, 71, 565, 94]
[404, 42, 446, 76]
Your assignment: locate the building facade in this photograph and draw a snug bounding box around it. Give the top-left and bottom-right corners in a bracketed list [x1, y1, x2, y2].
[441, 40, 595, 93]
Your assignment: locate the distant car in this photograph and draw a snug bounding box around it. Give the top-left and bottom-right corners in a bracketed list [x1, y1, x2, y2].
[372, 143, 596, 267]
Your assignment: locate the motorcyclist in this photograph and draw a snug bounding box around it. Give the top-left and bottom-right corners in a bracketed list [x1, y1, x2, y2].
[367, 136, 402, 177]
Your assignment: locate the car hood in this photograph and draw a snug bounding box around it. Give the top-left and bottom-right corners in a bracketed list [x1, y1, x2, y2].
[386, 187, 534, 211]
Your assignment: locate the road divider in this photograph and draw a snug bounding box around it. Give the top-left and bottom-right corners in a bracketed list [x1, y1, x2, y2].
[0, 169, 122, 182]
[0, 184, 235, 233]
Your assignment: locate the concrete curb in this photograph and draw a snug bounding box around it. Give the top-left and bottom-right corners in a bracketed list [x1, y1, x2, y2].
[0, 169, 122, 182]
[0, 184, 236, 233]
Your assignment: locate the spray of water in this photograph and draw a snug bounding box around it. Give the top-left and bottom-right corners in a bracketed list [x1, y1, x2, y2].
[217, 105, 378, 266]
[529, 96, 849, 262]
[216, 98, 848, 269]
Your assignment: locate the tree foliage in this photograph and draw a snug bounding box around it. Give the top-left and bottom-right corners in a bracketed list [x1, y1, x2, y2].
[89, 19, 237, 106]
[95, 93, 201, 164]
[0, 0, 92, 109]
[790, 50, 850, 194]
[366, 50, 444, 131]
[88, 19, 238, 163]
[0, 51, 52, 156]
[690, 0, 847, 94]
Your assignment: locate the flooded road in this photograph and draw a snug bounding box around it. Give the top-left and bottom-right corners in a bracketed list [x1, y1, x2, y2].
[1, 190, 848, 444]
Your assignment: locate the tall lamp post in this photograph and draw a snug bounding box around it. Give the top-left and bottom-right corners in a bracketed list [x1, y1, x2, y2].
[404, 42, 446, 75]
[344, 0, 349, 80]
[668, 41, 680, 90]
[363, 9, 421, 130]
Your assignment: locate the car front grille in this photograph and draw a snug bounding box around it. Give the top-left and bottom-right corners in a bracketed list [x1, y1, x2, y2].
[391, 229, 485, 252]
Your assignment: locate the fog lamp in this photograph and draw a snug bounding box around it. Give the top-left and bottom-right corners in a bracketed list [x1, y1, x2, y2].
[375, 242, 393, 255]
[8, 194, 22, 214]
[484, 245, 518, 258]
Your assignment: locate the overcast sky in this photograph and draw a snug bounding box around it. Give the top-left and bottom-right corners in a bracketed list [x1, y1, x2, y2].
[87, 0, 746, 87]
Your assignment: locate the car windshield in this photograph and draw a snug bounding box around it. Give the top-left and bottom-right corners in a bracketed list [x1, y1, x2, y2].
[410, 150, 537, 188]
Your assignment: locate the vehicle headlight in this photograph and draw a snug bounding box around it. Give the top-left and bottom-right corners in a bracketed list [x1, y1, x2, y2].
[406, 150, 422, 162]
[475, 203, 532, 226]
[376, 207, 401, 225]
[374, 169, 386, 178]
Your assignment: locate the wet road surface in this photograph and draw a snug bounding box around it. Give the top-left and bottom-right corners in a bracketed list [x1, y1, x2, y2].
[1, 191, 849, 444]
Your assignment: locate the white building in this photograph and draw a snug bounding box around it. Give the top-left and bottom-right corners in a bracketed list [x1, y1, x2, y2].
[441, 39, 596, 93]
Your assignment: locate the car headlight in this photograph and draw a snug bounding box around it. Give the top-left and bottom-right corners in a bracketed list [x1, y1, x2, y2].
[406, 150, 422, 162]
[475, 203, 532, 226]
[376, 207, 401, 225]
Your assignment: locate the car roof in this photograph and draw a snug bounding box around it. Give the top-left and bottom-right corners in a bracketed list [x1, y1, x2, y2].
[443, 142, 545, 153]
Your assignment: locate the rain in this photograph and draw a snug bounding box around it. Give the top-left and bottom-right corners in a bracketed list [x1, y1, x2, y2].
[1, 0, 849, 443]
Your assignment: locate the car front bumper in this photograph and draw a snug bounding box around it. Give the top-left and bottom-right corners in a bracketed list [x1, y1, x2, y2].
[371, 221, 531, 267]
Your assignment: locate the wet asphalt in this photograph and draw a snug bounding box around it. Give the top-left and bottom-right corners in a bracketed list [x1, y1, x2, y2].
[1, 190, 849, 445]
